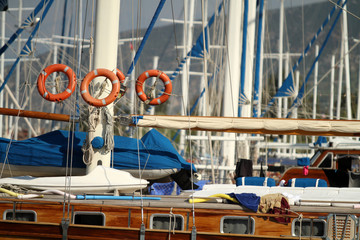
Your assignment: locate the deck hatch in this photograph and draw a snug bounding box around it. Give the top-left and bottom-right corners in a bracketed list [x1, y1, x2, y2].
[150, 213, 184, 231]
[3, 209, 36, 222]
[73, 211, 105, 226]
[292, 218, 326, 237]
[220, 216, 255, 234]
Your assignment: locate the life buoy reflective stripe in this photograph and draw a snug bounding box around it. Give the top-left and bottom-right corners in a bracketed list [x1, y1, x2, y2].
[37, 64, 76, 102]
[80, 68, 120, 107]
[136, 70, 172, 105]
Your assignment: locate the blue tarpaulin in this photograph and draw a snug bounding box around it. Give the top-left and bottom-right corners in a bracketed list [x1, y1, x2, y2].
[0, 129, 195, 172]
[228, 193, 260, 212]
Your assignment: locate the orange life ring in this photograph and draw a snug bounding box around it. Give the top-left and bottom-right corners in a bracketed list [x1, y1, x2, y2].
[80, 69, 120, 107]
[116, 68, 125, 84]
[136, 69, 172, 105]
[116, 68, 127, 98]
[37, 64, 76, 102]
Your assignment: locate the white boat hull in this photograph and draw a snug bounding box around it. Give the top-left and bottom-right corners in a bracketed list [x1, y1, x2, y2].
[0, 163, 179, 180]
[0, 166, 149, 194]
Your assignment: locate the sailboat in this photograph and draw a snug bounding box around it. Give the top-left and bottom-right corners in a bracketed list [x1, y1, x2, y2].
[1, 0, 360, 239]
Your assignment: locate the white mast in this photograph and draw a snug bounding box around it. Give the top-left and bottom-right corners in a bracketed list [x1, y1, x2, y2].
[342, 2, 352, 120]
[291, 70, 300, 158]
[242, 0, 256, 118]
[277, 0, 284, 119]
[179, 0, 195, 154]
[312, 45, 319, 144]
[282, 52, 289, 156]
[130, 50, 136, 115]
[336, 23, 344, 120]
[275, 0, 284, 157]
[222, 0, 242, 170]
[330, 55, 335, 120]
[149, 56, 159, 116]
[86, 0, 120, 173]
[0, 11, 4, 137]
[257, 0, 267, 116]
[239, 0, 257, 160]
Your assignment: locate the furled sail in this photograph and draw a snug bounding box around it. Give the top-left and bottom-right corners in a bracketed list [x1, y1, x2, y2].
[125, 115, 360, 137]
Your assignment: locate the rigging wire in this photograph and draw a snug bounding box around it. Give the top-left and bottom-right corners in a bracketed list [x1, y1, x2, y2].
[328, 0, 360, 21]
[0, 0, 55, 177]
[170, 0, 181, 64]
[132, 0, 145, 226]
[61, 0, 78, 222]
[302, 40, 360, 105]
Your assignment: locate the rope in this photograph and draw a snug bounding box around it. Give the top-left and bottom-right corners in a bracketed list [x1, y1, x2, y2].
[284, 208, 303, 239]
[103, 107, 114, 153]
[168, 207, 175, 238]
[298, 213, 303, 240]
[135, 114, 144, 224]
[81, 107, 98, 165]
[63, 114, 77, 220]
[146, 71, 162, 99]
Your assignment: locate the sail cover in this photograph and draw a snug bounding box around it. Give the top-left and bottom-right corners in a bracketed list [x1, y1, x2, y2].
[0, 129, 195, 172]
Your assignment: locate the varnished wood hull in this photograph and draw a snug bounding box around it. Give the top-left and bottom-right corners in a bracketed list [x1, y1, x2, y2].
[0, 221, 317, 240]
[0, 196, 356, 239]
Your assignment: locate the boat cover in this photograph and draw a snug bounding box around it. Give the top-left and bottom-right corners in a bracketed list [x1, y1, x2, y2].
[0, 129, 196, 172]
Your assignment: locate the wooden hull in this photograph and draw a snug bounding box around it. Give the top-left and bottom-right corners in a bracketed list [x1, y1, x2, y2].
[0, 195, 357, 239]
[0, 221, 315, 240]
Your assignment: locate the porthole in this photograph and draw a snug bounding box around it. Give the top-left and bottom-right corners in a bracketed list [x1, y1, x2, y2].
[220, 216, 255, 234]
[292, 218, 326, 237]
[3, 209, 36, 222]
[73, 211, 105, 226]
[150, 213, 184, 231]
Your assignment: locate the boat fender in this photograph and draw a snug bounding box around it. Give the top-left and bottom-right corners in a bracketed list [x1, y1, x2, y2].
[91, 136, 104, 149]
[136, 69, 172, 105]
[37, 64, 76, 102]
[80, 69, 120, 107]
